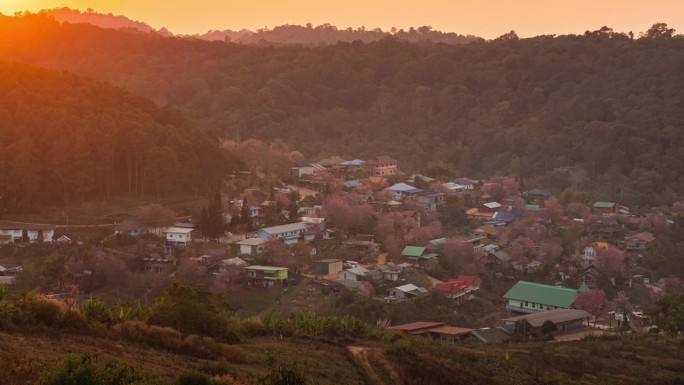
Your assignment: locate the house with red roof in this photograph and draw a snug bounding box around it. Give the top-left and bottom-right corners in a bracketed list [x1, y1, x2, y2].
[433, 275, 481, 303]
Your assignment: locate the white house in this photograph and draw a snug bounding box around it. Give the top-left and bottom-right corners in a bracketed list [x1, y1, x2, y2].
[164, 227, 193, 245]
[338, 266, 370, 281]
[25, 225, 54, 243]
[582, 242, 608, 264]
[236, 237, 266, 255]
[0, 225, 22, 244]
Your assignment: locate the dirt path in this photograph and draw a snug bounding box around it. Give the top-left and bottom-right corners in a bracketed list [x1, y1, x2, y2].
[347, 345, 403, 385]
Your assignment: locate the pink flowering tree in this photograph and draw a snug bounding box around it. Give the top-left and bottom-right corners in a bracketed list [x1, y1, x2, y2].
[573, 289, 608, 325]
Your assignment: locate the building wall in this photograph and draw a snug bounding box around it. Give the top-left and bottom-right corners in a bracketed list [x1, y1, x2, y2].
[27, 229, 54, 242]
[166, 232, 190, 243]
[507, 299, 560, 312]
[338, 271, 359, 281]
[0, 229, 22, 243]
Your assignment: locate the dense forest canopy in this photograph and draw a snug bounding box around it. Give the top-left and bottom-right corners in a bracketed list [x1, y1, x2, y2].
[0, 62, 238, 211]
[38, 7, 478, 45]
[1, 14, 683, 205]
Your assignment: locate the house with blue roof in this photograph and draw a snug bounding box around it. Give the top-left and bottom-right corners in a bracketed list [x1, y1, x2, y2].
[492, 212, 515, 222]
[453, 178, 478, 190]
[387, 183, 424, 201]
[256, 222, 307, 245]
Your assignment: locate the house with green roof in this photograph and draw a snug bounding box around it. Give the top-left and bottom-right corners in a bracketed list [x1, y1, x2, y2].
[503, 281, 578, 314]
[401, 246, 438, 262]
[592, 201, 618, 215]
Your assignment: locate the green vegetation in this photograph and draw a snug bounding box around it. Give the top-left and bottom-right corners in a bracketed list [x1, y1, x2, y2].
[0, 61, 239, 212]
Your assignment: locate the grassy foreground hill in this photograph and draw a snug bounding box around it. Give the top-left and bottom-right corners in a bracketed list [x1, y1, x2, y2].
[1, 327, 683, 385]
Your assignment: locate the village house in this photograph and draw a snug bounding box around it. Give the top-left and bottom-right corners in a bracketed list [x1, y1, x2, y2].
[426, 237, 446, 253]
[576, 265, 598, 288]
[503, 281, 579, 313]
[338, 266, 370, 281]
[256, 222, 307, 244]
[313, 259, 344, 276]
[376, 264, 402, 281]
[387, 183, 423, 201]
[290, 160, 325, 178]
[245, 265, 289, 288]
[365, 156, 398, 176]
[441, 182, 466, 193]
[473, 224, 498, 241]
[114, 220, 148, 237]
[236, 237, 267, 256]
[0, 225, 22, 244]
[523, 188, 552, 203]
[452, 178, 478, 190]
[142, 254, 174, 272]
[433, 275, 482, 303]
[315, 155, 346, 171]
[401, 246, 438, 263]
[388, 321, 447, 335]
[218, 257, 249, 274]
[479, 202, 503, 213]
[582, 242, 608, 265]
[501, 308, 591, 335]
[24, 224, 55, 243]
[592, 201, 618, 215]
[483, 249, 511, 266]
[469, 327, 511, 344]
[339, 159, 366, 175]
[388, 322, 474, 344]
[164, 227, 193, 246]
[417, 192, 446, 212]
[623, 232, 656, 251]
[426, 326, 475, 344]
[388, 283, 428, 301]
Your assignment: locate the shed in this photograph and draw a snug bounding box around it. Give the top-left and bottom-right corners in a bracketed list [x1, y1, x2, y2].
[313, 259, 343, 275]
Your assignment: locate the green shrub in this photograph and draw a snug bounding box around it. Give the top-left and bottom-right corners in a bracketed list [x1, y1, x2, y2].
[41, 354, 145, 385]
[239, 317, 268, 337]
[175, 371, 212, 385]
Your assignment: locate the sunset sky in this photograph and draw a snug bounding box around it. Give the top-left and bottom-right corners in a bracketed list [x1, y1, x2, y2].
[0, 0, 681, 39]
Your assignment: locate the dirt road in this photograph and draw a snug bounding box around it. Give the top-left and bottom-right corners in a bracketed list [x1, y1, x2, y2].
[347, 345, 403, 385]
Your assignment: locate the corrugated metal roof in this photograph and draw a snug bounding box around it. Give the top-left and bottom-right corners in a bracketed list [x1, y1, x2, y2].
[246, 265, 288, 271]
[492, 250, 511, 261]
[503, 308, 590, 327]
[389, 183, 422, 192]
[401, 246, 426, 257]
[236, 237, 266, 246]
[503, 281, 578, 308]
[259, 222, 306, 235]
[593, 202, 617, 208]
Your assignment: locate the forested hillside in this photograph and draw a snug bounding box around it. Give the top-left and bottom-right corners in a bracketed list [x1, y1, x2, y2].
[43, 7, 157, 34]
[0, 62, 238, 211]
[1, 13, 683, 205]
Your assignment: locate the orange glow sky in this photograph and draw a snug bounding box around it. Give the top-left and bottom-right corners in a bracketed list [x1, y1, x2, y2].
[0, 0, 681, 39]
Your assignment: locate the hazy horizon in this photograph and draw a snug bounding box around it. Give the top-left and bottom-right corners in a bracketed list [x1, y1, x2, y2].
[0, 0, 681, 39]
